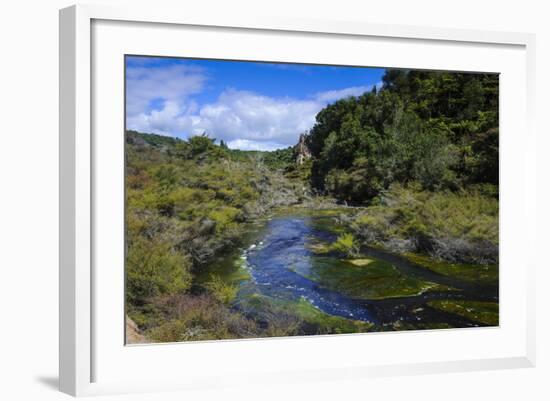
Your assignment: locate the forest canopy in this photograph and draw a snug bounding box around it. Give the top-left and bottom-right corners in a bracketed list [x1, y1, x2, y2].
[306, 70, 498, 203]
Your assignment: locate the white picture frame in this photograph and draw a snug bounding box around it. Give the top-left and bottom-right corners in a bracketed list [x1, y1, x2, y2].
[59, 3, 536, 397]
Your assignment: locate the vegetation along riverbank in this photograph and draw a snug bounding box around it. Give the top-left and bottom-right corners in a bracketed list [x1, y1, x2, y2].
[125, 69, 499, 343]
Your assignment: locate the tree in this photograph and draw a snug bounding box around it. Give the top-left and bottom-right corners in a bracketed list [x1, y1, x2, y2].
[306, 69, 499, 203]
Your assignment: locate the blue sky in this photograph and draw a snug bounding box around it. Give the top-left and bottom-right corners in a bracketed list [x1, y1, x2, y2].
[126, 55, 385, 150]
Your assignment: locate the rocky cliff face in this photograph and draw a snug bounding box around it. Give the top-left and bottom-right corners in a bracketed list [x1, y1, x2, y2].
[294, 133, 312, 165]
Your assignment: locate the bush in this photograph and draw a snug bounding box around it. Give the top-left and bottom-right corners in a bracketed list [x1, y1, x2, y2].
[145, 294, 257, 342]
[350, 184, 498, 264]
[330, 233, 358, 257]
[204, 275, 239, 305]
[126, 237, 192, 305]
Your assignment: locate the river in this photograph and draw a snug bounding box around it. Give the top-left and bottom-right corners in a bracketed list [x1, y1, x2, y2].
[202, 208, 499, 331]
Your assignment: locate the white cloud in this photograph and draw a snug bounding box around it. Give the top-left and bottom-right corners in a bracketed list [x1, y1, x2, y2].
[226, 139, 288, 151]
[313, 85, 374, 103]
[127, 68, 379, 150]
[128, 89, 321, 147]
[126, 64, 207, 116]
[194, 89, 321, 145]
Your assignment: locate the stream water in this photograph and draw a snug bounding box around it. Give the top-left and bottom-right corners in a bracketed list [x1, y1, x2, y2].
[203, 209, 498, 330]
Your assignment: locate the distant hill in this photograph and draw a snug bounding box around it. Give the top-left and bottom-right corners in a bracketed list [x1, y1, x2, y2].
[126, 130, 297, 171]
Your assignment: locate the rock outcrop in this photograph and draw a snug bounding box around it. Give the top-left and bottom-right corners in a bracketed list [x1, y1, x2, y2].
[294, 133, 311, 165]
[126, 316, 149, 344]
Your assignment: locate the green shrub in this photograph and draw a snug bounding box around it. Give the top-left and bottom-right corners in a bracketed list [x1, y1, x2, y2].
[188, 135, 216, 157]
[208, 206, 242, 233]
[204, 275, 238, 305]
[330, 233, 358, 256]
[350, 184, 498, 263]
[145, 294, 257, 342]
[126, 238, 192, 305]
[153, 164, 179, 190]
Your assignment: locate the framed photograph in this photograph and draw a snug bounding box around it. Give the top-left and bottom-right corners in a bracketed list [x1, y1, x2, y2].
[59, 4, 536, 396]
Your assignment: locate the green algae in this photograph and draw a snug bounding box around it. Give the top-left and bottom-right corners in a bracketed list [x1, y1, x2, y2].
[195, 250, 251, 287]
[305, 240, 332, 255]
[291, 256, 447, 300]
[227, 257, 252, 283]
[239, 293, 374, 335]
[414, 322, 455, 330]
[290, 297, 375, 333]
[388, 320, 455, 331]
[404, 253, 498, 284]
[427, 300, 499, 326]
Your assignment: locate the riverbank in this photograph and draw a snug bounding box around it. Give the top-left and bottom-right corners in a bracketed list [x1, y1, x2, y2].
[338, 184, 499, 265]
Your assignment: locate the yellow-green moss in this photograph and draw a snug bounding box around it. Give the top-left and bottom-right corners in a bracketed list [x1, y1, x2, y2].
[427, 300, 499, 326]
[404, 253, 498, 283]
[292, 256, 448, 300]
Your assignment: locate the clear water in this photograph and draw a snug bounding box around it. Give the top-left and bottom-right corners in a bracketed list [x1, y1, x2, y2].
[206, 211, 498, 329]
